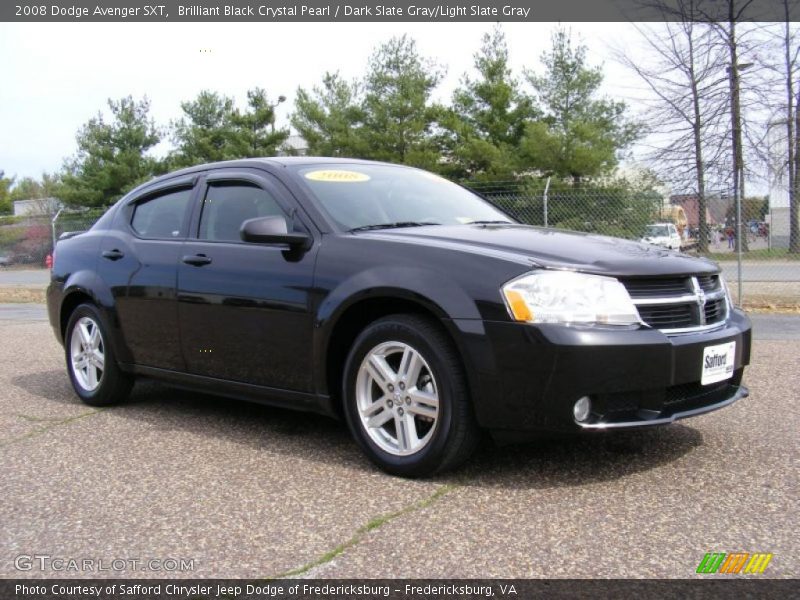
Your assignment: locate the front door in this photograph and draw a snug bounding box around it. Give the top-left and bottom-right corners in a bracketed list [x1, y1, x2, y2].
[177, 170, 317, 392]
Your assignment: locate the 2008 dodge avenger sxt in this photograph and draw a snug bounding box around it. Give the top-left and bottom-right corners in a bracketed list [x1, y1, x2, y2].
[47, 158, 751, 477]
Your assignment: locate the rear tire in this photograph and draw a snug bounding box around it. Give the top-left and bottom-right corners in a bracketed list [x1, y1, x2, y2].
[343, 314, 479, 477]
[65, 303, 133, 407]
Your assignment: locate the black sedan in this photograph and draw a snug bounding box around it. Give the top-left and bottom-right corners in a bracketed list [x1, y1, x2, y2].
[47, 158, 751, 476]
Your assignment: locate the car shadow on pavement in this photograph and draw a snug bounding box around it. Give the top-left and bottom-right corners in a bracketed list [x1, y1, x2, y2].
[12, 371, 705, 483]
[11, 370, 85, 406]
[113, 379, 375, 473]
[11, 370, 371, 471]
[449, 426, 704, 489]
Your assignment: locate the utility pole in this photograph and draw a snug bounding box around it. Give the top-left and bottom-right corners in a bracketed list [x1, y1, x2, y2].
[724, 9, 751, 302]
[780, 0, 800, 254]
[794, 85, 800, 254]
[727, 56, 750, 257]
[727, 57, 744, 303]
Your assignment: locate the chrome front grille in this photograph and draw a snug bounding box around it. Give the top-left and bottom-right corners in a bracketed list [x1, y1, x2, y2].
[621, 275, 728, 334]
[696, 275, 721, 292]
[624, 277, 689, 298]
[636, 303, 695, 329]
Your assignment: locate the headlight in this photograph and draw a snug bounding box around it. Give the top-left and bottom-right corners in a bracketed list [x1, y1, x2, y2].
[720, 274, 735, 308]
[501, 271, 641, 326]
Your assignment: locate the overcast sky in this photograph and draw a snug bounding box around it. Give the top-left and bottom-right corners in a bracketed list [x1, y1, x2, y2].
[0, 22, 652, 181]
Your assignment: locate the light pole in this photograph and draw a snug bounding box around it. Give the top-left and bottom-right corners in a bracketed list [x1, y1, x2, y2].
[251, 94, 286, 155]
[543, 176, 551, 227]
[270, 95, 287, 134]
[51, 208, 63, 252]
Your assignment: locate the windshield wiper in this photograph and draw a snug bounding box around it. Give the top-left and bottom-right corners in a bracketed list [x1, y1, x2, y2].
[466, 220, 513, 225]
[349, 221, 441, 232]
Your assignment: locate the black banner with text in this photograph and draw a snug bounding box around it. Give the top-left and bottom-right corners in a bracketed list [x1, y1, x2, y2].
[3, 0, 800, 22]
[2, 579, 797, 600]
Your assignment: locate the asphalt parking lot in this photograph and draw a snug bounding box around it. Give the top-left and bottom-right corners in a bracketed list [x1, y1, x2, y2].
[1, 309, 798, 579]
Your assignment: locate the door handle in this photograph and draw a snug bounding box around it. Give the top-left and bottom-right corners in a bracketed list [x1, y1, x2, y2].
[101, 249, 124, 261]
[182, 254, 212, 266]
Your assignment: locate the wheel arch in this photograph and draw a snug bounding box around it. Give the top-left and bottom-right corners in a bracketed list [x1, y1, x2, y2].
[319, 291, 480, 419]
[59, 289, 96, 341]
[58, 273, 131, 364]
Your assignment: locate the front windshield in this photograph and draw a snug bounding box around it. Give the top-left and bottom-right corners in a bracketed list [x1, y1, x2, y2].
[645, 225, 669, 237]
[293, 164, 514, 231]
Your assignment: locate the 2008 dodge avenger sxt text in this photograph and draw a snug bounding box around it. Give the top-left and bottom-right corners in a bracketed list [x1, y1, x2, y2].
[47, 158, 751, 477]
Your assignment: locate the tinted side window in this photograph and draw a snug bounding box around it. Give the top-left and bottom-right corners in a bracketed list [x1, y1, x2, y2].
[199, 182, 287, 242]
[131, 188, 192, 239]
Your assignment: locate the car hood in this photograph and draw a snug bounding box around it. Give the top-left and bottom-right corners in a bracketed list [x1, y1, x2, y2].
[360, 223, 717, 277]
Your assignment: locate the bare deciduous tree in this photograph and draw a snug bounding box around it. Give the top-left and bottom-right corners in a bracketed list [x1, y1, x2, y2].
[619, 3, 729, 251]
[751, 8, 800, 253]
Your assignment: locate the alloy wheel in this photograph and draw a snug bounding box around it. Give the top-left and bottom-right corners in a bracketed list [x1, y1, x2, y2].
[69, 316, 105, 392]
[355, 341, 440, 456]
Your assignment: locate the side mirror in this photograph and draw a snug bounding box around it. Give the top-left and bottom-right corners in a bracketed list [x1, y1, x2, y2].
[240, 216, 311, 250]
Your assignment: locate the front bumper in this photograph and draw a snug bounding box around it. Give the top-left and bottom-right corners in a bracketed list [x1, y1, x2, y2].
[575, 383, 749, 430]
[457, 308, 752, 435]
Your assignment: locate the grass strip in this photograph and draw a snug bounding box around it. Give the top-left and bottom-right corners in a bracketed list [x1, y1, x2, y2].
[268, 483, 457, 579]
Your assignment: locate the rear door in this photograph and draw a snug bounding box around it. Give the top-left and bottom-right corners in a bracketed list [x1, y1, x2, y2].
[176, 169, 318, 392]
[98, 176, 199, 370]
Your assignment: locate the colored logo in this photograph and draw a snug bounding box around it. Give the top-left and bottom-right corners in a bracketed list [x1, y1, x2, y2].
[696, 552, 773, 574]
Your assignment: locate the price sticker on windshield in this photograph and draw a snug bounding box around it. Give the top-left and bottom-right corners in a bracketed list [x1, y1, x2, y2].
[701, 341, 735, 385]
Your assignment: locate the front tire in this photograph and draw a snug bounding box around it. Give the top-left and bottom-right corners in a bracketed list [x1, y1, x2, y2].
[343, 314, 479, 477]
[65, 303, 132, 407]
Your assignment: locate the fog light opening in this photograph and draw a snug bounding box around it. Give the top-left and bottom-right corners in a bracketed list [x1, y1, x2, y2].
[573, 396, 592, 422]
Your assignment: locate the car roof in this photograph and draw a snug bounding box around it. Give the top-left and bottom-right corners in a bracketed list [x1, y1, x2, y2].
[121, 157, 421, 205]
[144, 157, 398, 186]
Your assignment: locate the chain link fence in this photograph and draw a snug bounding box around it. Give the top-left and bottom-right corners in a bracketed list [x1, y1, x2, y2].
[1, 185, 797, 309]
[0, 209, 104, 268]
[468, 180, 799, 310]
